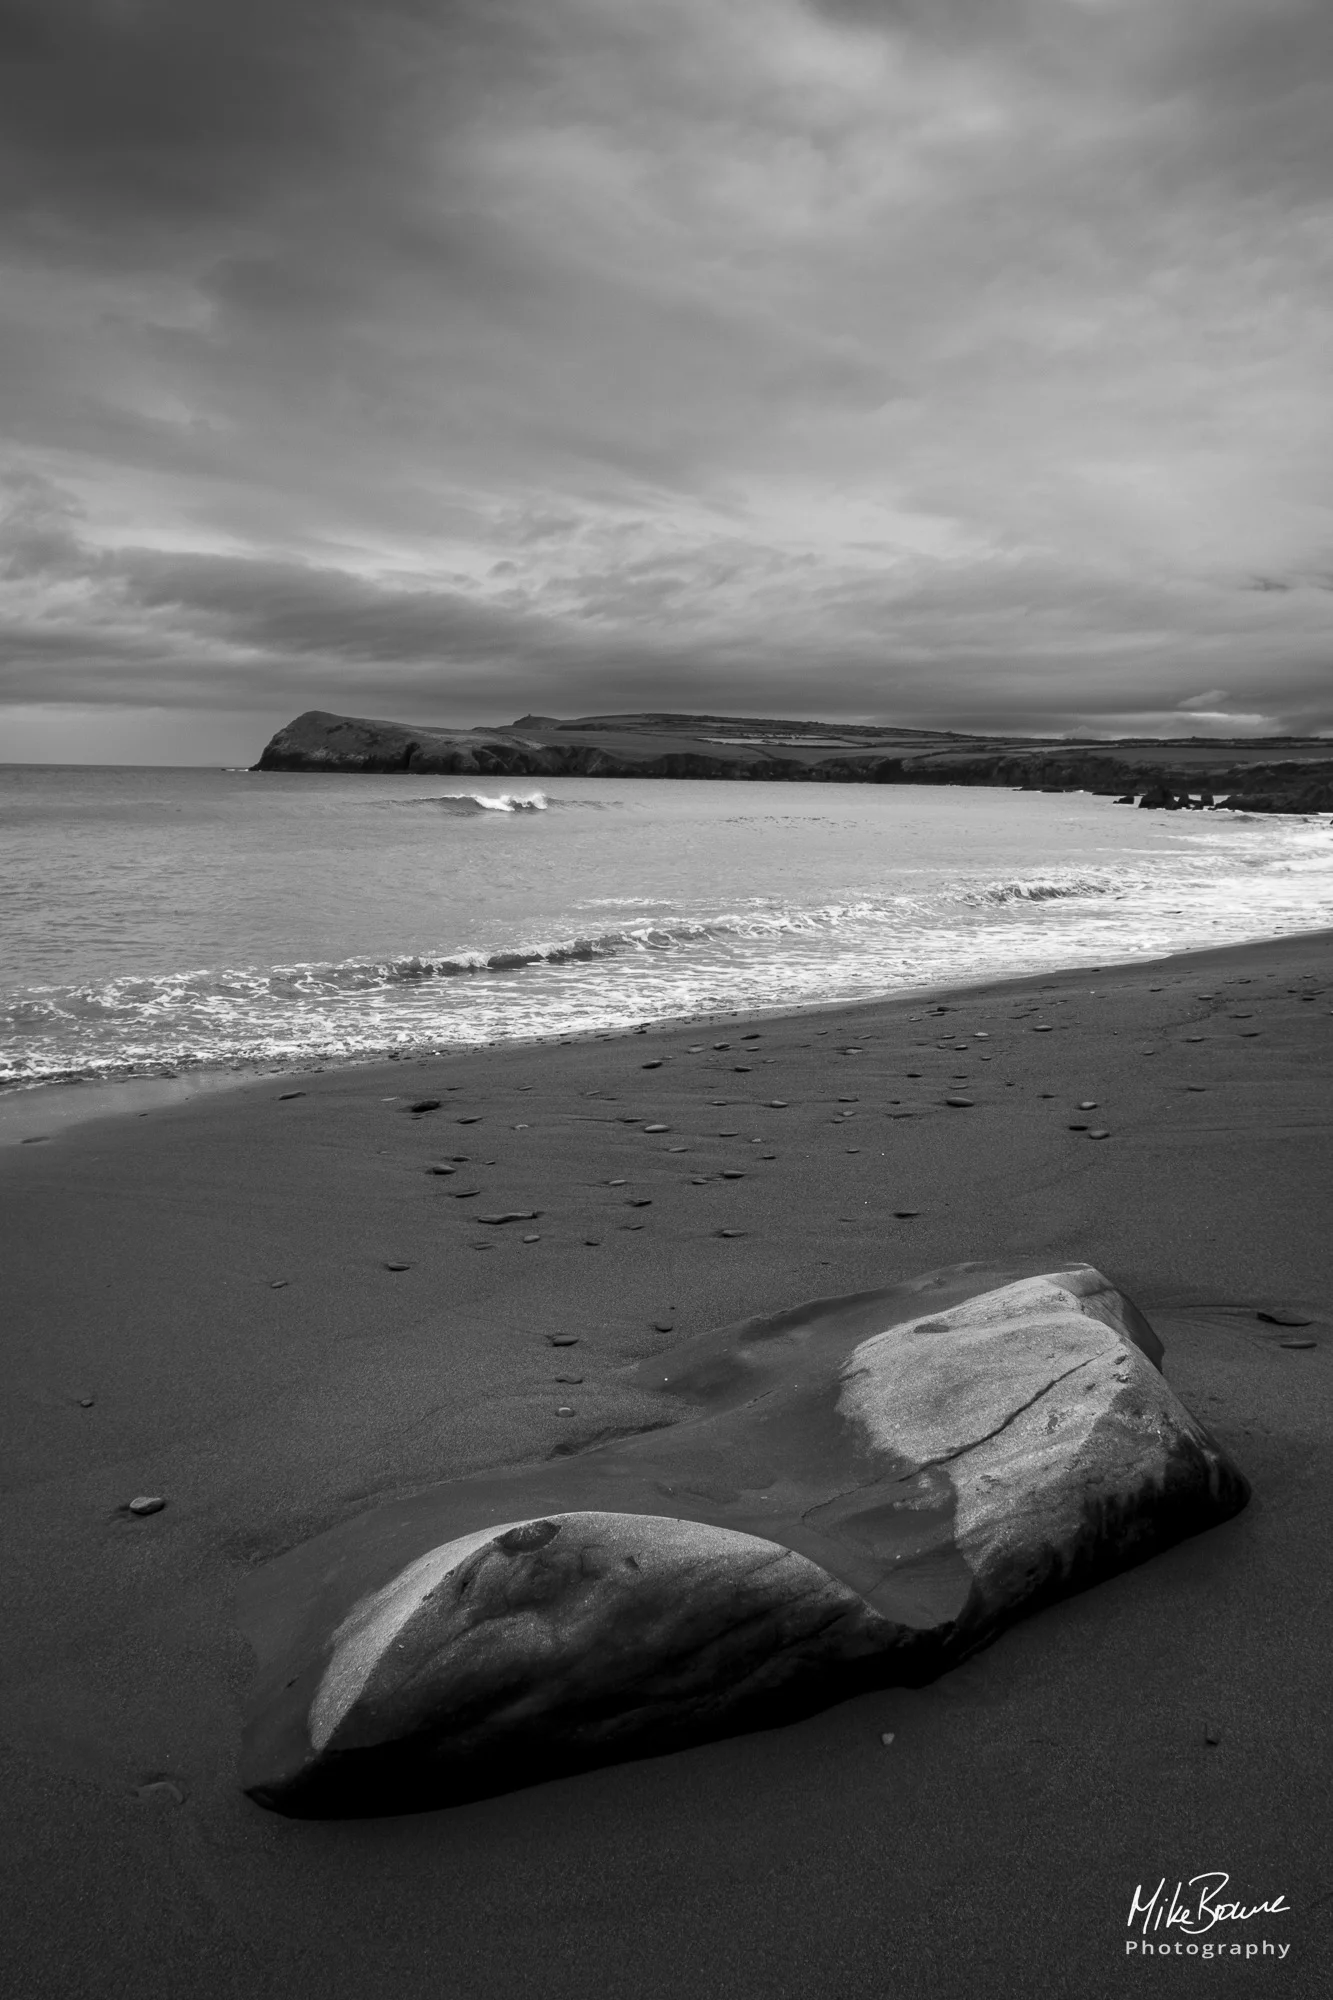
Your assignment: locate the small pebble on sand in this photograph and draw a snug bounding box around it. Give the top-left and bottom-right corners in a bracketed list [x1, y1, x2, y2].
[1257, 1309, 1312, 1326]
[547, 1334, 580, 1346]
[643, 1123, 669, 1133]
[653, 1320, 674, 1332]
[127, 1496, 166, 1516]
[716, 1228, 746, 1238]
[1088, 1129, 1110, 1140]
[409, 1099, 441, 1113]
[278, 1091, 305, 1101]
[384, 1261, 410, 1270]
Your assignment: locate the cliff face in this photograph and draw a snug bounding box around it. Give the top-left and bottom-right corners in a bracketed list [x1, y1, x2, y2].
[253, 710, 1333, 812]
[254, 711, 541, 775]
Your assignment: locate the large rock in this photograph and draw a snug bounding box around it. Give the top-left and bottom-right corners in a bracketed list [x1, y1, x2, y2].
[239, 1264, 1247, 1816]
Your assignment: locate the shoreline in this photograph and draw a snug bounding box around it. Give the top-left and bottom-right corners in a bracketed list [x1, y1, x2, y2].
[4, 921, 1330, 1994]
[6, 917, 1332, 1147]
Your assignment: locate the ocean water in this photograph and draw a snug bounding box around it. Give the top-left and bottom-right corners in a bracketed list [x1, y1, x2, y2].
[2, 765, 1331, 1087]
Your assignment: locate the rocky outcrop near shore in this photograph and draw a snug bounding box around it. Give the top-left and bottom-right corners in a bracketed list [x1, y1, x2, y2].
[254, 710, 560, 776]
[253, 710, 1333, 813]
[240, 1265, 1248, 1816]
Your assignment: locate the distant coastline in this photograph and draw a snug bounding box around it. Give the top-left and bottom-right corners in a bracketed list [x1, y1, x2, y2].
[254, 708, 1333, 814]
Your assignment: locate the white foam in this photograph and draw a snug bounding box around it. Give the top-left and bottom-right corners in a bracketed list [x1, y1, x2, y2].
[5, 779, 1332, 1085]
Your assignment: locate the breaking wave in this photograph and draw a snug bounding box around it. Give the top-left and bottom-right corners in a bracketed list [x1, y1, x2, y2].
[0, 879, 1156, 1036]
[0, 855, 1294, 1066]
[4, 790, 1332, 1088]
[964, 873, 1129, 906]
[389, 791, 552, 814]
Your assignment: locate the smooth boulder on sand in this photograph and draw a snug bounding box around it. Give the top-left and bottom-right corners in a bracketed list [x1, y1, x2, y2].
[240, 1264, 1248, 1816]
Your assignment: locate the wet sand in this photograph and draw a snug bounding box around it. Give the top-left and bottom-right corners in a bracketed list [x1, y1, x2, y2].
[3, 932, 1331, 1997]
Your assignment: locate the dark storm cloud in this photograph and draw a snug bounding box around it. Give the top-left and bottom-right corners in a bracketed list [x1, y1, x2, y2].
[0, 0, 433, 232]
[2, 0, 1332, 749]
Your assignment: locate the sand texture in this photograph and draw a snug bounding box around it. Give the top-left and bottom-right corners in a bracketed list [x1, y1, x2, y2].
[3, 932, 1332, 1996]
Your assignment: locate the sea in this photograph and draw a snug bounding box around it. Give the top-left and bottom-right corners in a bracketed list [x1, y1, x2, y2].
[2, 764, 1331, 1092]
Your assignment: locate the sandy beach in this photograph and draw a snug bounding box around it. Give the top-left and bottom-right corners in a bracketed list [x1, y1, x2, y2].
[4, 931, 1331, 1998]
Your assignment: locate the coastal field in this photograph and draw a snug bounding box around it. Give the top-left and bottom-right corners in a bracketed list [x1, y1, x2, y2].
[3, 930, 1330, 1997]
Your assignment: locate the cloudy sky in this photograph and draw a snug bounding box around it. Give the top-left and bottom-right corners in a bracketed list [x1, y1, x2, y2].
[2, 0, 1331, 761]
